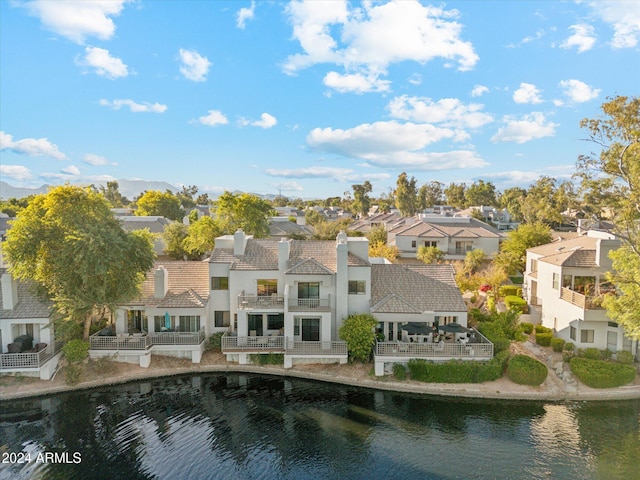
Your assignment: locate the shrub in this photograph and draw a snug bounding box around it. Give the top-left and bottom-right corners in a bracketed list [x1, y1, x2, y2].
[550, 337, 565, 352]
[62, 339, 89, 363]
[504, 295, 528, 313]
[249, 353, 284, 365]
[535, 325, 552, 334]
[580, 348, 602, 360]
[507, 355, 548, 385]
[563, 342, 574, 352]
[499, 285, 520, 297]
[600, 349, 613, 361]
[521, 322, 534, 335]
[65, 364, 82, 385]
[407, 350, 510, 384]
[487, 296, 496, 313]
[469, 295, 477, 304]
[492, 338, 511, 354]
[616, 350, 635, 365]
[339, 313, 378, 362]
[569, 357, 636, 388]
[207, 332, 224, 352]
[562, 351, 575, 363]
[535, 333, 553, 347]
[393, 363, 407, 380]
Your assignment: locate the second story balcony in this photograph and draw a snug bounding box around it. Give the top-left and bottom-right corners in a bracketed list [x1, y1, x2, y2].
[560, 287, 607, 310]
[238, 295, 285, 310]
[288, 296, 331, 312]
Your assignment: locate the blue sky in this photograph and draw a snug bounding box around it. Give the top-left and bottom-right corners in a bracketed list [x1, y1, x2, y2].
[1, 0, 639, 199]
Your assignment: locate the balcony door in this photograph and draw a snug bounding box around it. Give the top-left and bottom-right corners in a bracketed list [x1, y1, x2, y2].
[298, 282, 320, 308]
[248, 314, 263, 337]
[302, 318, 320, 341]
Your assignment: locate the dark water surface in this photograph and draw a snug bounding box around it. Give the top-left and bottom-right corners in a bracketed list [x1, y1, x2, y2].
[1, 373, 639, 480]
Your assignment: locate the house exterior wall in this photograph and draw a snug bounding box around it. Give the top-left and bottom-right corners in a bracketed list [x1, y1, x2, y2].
[0, 317, 53, 353]
[395, 234, 499, 259]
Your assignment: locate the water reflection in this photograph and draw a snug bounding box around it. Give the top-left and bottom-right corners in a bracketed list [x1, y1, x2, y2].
[1, 374, 638, 480]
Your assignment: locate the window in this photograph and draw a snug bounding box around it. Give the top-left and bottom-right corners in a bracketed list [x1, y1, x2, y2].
[154, 315, 175, 332]
[179, 315, 200, 332]
[268, 313, 284, 330]
[215, 311, 230, 328]
[562, 274, 572, 288]
[424, 241, 437, 247]
[581, 329, 594, 343]
[552, 273, 560, 290]
[257, 279, 278, 296]
[411, 240, 417, 248]
[298, 282, 320, 299]
[607, 321, 618, 328]
[127, 310, 148, 333]
[294, 317, 300, 336]
[570, 326, 576, 341]
[211, 277, 229, 290]
[455, 241, 473, 254]
[348, 280, 366, 295]
[530, 259, 538, 273]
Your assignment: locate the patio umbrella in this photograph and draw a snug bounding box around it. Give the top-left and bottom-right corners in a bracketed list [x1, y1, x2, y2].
[402, 322, 434, 335]
[438, 323, 469, 333]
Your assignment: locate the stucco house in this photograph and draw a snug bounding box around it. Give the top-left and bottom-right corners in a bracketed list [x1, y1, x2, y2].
[0, 269, 62, 379]
[389, 216, 505, 260]
[524, 230, 638, 358]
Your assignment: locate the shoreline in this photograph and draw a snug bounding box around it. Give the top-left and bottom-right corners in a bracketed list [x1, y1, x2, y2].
[2, 358, 640, 402]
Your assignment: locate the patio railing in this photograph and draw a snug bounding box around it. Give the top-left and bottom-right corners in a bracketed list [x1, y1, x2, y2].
[150, 330, 205, 345]
[238, 295, 285, 310]
[375, 330, 493, 358]
[90, 330, 205, 351]
[222, 334, 284, 351]
[220, 334, 346, 356]
[288, 296, 331, 312]
[285, 340, 347, 356]
[0, 340, 64, 370]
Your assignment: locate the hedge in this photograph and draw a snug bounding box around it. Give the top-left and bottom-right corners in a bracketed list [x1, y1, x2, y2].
[535, 325, 552, 334]
[62, 339, 89, 363]
[499, 286, 520, 297]
[476, 323, 510, 354]
[507, 355, 548, 385]
[504, 295, 528, 313]
[521, 322, 534, 334]
[249, 353, 284, 365]
[393, 363, 407, 380]
[535, 333, 553, 347]
[616, 351, 634, 365]
[408, 350, 510, 384]
[569, 357, 636, 388]
[550, 337, 565, 352]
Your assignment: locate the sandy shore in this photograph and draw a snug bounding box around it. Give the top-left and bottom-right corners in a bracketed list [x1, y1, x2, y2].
[1, 349, 639, 402]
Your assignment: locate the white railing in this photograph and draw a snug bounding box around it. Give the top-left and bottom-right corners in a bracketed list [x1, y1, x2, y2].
[285, 340, 347, 356]
[90, 334, 151, 351]
[0, 340, 64, 369]
[222, 334, 284, 351]
[150, 330, 205, 345]
[288, 296, 331, 311]
[375, 330, 493, 358]
[238, 295, 285, 310]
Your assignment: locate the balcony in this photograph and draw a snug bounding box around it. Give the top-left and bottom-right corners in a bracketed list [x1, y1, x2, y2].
[560, 287, 606, 310]
[238, 295, 285, 310]
[285, 340, 347, 356]
[288, 296, 331, 312]
[375, 329, 493, 359]
[222, 334, 284, 352]
[0, 340, 64, 370]
[89, 330, 204, 351]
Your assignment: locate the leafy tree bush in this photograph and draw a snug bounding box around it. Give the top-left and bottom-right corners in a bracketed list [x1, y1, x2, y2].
[417, 245, 445, 264]
[250, 353, 284, 365]
[135, 190, 184, 221]
[504, 295, 528, 313]
[487, 295, 496, 313]
[569, 357, 636, 388]
[339, 314, 378, 362]
[521, 322, 534, 334]
[550, 337, 565, 352]
[535, 333, 553, 347]
[65, 364, 82, 386]
[407, 350, 510, 383]
[369, 242, 399, 262]
[393, 363, 407, 380]
[580, 348, 602, 360]
[207, 332, 224, 352]
[535, 325, 552, 334]
[616, 350, 635, 365]
[507, 355, 548, 385]
[62, 339, 90, 363]
[563, 342, 574, 352]
[476, 323, 510, 354]
[499, 286, 520, 297]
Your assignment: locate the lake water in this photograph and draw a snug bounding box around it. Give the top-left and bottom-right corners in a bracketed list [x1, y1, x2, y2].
[1, 373, 638, 480]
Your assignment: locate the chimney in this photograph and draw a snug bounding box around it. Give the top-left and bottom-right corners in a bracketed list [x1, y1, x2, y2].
[154, 266, 168, 298]
[278, 238, 291, 272]
[1, 272, 18, 310]
[234, 229, 247, 256]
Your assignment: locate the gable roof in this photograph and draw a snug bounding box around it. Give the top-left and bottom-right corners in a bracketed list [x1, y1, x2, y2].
[285, 257, 334, 275]
[370, 264, 466, 314]
[119, 216, 172, 234]
[392, 217, 503, 239]
[527, 233, 619, 268]
[0, 269, 52, 320]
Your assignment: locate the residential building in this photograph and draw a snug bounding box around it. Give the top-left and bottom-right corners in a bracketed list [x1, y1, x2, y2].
[0, 269, 62, 379]
[524, 230, 638, 357]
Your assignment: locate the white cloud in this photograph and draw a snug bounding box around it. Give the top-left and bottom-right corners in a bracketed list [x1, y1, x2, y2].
[561, 24, 596, 53]
[323, 70, 391, 94]
[22, 0, 128, 44]
[491, 112, 558, 144]
[78, 47, 128, 78]
[588, 1, 640, 48]
[284, 0, 478, 92]
[387, 96, 493, 129]
[408, 73, 422, 85]
[99, 98, 167, 113]
[269, 181, 304, 192]
[251, 113, 278, 129]
[83, 153, 116, 166]
[0, 165, 33, 181]
[483, 167, 574, 188]
[62, 165, 80, 175]
[179, 49, 211, 82]
[471, 85, 489, 97]
[559, 79, 600, 103]
[265, 166, 390, 182]
[513, 83, 543, 104]
[197, 110, 229, 126]
[236, 1, 255, 30]
[0, 131, 66, 160]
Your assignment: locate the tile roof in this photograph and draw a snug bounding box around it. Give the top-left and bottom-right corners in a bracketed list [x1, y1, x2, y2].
[528, 233, 618, 267]
[285, 258, 334, 275]
[370, 264, 466, 313]
[269, 221, 312, 237]
[127, 261, 210, 307]
[119, 216, 172, 234]
[393, 218, 503, 239]
[0, 269, 52, 320]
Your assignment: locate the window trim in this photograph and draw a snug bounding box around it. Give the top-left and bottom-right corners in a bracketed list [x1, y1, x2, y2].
[211, 276, 229, 290]
[348, 280, 366, 295]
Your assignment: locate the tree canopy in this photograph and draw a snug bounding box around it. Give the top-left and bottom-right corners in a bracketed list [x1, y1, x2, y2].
[351, 181, 372, 218]
[494, 222, 553, 275]
[395, 172, 418, 216]
[213, 191, 273, 238]
[417, 245, 445, 264]
[135, 190, 184, 221]
[3, 185, 155, 339]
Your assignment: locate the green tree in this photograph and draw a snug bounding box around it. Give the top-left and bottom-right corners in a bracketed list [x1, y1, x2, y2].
[176, 185, 199, 210]
[183, 216, 221, 259]
[214, 191, 273, 238]
[163, 222, 189, 260]
[577, 96, 640, 338]
[100, 181, 129, 207]
[417, 245, 445, 264]
[305, 209, 325, 226]
[375, 189, 395, 213]
[444, 182, 466, 208]
[366, 225, 388, 245]
[135, 190, 184, 221]
[0, 196, 31, 217]
[464, 180, 497, 207]
[4, 185, 155, 340]
[395, 172, 418, 216]
[418, 181, 444, 209]
[521, 176, 563, 225]
[463, 249, 486, 275]
[494, 222, 553, 275]
[339, 313, 378, 362]
[499, 187, 527, 222]
[369, 242, 399, 262]
[352, 181, 372, 218]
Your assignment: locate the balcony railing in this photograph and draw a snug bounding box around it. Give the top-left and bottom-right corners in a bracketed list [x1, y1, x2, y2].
[0, 340, 64, 370]
[238, 295, 285, 310]
[288, 296, 331, 312]
[222, 334, 285, 351]
[285, 340, 347, 356]
[150, 330, 205, 345]
[89, 330, 204, 351]
[560, 287, 605, 310]
[375, 330, 493, 358]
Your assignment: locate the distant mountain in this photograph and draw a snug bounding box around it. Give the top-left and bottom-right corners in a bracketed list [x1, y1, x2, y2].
[0, 179, 179, 200]
[0, 181, 50, 199]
